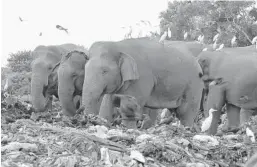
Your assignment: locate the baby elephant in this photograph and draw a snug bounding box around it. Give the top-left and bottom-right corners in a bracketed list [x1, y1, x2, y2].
[112, 94, 142, 129]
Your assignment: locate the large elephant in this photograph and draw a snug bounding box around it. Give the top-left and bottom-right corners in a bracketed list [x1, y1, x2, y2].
[31, 43, 80, 112]
[197, 50, 257, 135]
[81, 38, 204, 128]
[57, 50, 89, 116]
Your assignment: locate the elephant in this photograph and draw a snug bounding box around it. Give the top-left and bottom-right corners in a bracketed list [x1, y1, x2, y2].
[197, 50, 257, 135]
[57, 50, 89, 116]
[81, 37, 204, 129]
[31, 43, 81, 112]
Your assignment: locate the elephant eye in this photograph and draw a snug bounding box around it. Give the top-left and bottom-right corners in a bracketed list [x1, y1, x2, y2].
[102, 69, 109, 75]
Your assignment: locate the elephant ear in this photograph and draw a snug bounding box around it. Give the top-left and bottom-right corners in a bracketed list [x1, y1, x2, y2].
[52, 61, 60, 73]
[119, 52, 140, 85]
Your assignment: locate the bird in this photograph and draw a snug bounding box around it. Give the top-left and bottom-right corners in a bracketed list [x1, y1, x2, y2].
[56, 25, 69, 34]
[197, 35, 202, 42]
[202, 48, 208, 51]
[39, 32, 42, 36]
[4, 78, 9, 91]
[197, 35, 204, 43]
[159, 31, 168, 44]
[19, 17, 26, 22]
[213, 33, 219, 42]
[231, 36, 237, 47]
[184, 31, 188, 40]
[252, 36, 257, 45]
[216, 43, 224, 51]
[168, 28, 171, 38]
[201, 108, 217, 132]
[246, 127, 255, 143]
[213, 40, 217, 50]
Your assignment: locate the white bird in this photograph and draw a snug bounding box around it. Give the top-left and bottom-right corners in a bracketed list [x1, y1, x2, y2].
[246, 127, 255, 143]
[159, 31, 168, 44]
[4, 79, 9, 91]
[201, 108, 217, 132]
[213, 40, 217, 50]
[231, 36, 237, 47]
[252, 36, 257, 44]
[199, 35, 204, 44]
[160, 108, 170, 120]
[197, 35, 202, 42]
[213, 33, 219, 42]
[168, 28, 171, 38]
[184, 31, 188, 40]
[216, 43, 224, 51]
[202, 48, 208, 51]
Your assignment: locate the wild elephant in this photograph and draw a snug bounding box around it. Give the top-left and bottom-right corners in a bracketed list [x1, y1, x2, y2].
[81, 38, 204, 129]
[57, 50, 89, 116]
[197, 50, 257, 135]
[31, 43, 81, 112]
[57, 50, 114, 117]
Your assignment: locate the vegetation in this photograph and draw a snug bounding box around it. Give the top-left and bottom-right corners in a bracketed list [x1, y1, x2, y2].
[159, 0, 257, 47]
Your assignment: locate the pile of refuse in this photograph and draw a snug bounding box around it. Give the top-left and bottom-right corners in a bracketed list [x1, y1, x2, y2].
[1, 93, 257, 167]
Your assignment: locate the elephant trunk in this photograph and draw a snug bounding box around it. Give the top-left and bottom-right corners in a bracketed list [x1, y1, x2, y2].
[81, 75, 105, 115]
[58, 83, 77, 117]
[31, 73, 48, 112]
[57, 65, 77, 116]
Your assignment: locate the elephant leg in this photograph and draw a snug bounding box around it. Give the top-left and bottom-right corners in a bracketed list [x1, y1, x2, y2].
[98, 94, 115, 123]
[206, 85, 225, 135]
[140, 108, 158, 129]
[226, 103, 240, 131]
[240, 108, 254, 126]
[45, 96, 53, 112]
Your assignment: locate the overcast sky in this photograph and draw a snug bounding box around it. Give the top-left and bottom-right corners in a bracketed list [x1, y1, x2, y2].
[1, 0, 168, 66]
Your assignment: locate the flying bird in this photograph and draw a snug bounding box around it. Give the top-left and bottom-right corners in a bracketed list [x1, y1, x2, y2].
[56, 25, 69, 34]
[231, 36, 237, 47]
[213, 33, 219, 42]
[19, 17, 26, 22]
[216, 43, 224, 51]
[159, 31, 168, 44]
[168, 28, 171, 38]
[201, 108, 217, 132]
[184, 31, 188, 40]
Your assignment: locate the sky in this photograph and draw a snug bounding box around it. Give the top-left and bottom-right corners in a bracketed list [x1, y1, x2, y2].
[1, 0, 169, 67]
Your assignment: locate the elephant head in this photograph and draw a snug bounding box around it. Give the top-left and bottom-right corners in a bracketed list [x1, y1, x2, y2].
[58, 50, 89, 116]
[31, 44, 78, 112]
[112, 94, 141, 129]
[81, 42, 139, 116]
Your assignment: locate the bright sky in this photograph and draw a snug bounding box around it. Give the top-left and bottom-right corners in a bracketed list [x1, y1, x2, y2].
[1, 0, 169, 67]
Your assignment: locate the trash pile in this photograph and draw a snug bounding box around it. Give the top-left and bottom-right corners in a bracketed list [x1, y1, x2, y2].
[1, 93, 257, 167]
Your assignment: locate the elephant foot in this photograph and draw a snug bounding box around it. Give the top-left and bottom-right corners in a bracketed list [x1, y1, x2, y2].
[221, 125, 240, 134]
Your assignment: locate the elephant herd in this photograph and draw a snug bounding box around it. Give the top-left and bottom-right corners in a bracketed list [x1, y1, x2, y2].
[30, 37, 257, 135]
